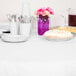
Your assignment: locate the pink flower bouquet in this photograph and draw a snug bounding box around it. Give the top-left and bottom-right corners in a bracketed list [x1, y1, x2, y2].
[35, 7, 54, 16]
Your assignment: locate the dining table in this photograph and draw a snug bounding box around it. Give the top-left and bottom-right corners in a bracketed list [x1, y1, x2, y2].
[0, 23, 76, 76]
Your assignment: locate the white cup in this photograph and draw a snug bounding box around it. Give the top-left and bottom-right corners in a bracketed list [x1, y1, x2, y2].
[10, 22, 18, 35]
[20, 23, 31, 37]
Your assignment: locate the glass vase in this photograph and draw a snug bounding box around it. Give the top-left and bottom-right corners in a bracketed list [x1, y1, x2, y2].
[38, 15, 50, 35]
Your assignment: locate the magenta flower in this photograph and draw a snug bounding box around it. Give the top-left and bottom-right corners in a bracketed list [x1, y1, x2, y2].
[35, 8, 45, 15]
[35, 7, 54, 16]
[46, 7, 54, 15]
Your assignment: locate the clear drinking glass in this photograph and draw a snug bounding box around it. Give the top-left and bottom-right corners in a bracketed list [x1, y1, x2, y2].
[19, 16, 32, 38]
[68, 8, 76, 27]
[19, 2, 32, 38]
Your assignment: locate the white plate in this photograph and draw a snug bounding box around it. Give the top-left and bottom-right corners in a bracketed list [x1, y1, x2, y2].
[1, 34, 29, 43]
[42, 26, 76, 41]
[43, 35, 75, 41]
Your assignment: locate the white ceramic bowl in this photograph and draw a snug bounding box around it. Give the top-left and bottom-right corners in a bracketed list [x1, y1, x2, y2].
[1, 34, 29, 43]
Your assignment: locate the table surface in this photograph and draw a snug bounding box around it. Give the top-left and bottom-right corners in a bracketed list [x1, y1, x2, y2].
[0, 34, 76, 76]
[0, 34, 76, 62]
[0, 23, 76, 76]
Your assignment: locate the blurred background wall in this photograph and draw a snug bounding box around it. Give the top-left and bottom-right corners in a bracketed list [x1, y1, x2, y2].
[0, 0, 76, 26]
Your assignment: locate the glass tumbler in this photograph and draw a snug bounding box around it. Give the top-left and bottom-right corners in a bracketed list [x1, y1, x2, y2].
[19, 17, 31, 38]
[68, 8, 76, 27]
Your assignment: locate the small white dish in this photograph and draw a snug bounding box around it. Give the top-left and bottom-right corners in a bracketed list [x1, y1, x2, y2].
[0, 23, 10, 37]
[1, 34, 29, 43]
[0, 30, 10, 38]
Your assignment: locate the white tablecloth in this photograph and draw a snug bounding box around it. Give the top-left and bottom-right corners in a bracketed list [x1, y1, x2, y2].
[0, 35, 76, 76]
